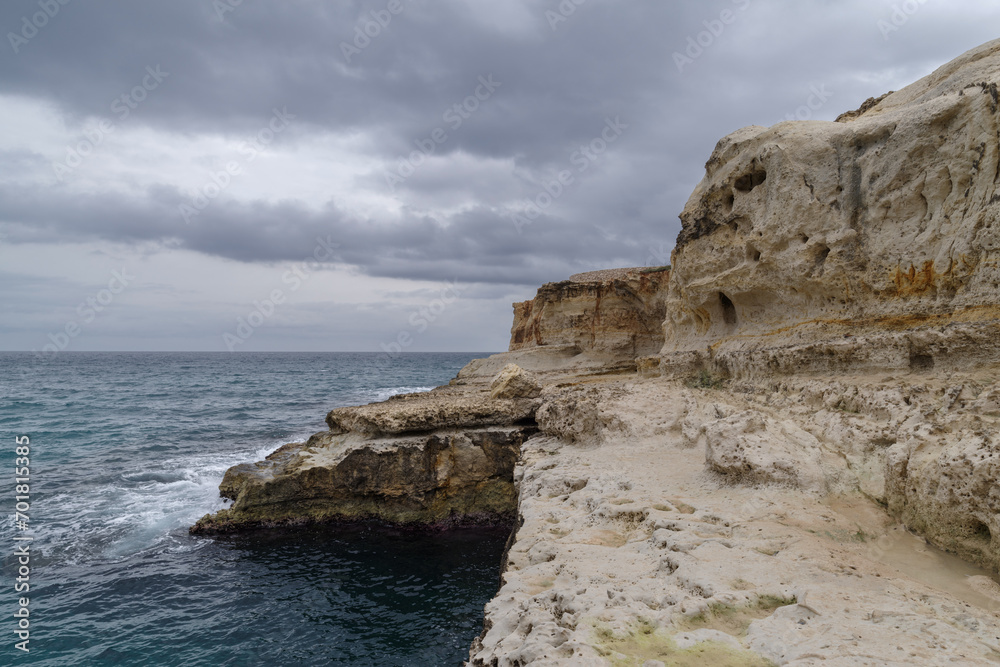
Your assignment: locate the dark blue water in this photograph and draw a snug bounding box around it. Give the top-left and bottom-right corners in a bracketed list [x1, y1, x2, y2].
[0, 352, 507, 666]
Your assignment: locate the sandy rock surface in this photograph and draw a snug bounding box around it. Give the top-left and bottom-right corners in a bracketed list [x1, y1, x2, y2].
[468, 376, 1000, 666]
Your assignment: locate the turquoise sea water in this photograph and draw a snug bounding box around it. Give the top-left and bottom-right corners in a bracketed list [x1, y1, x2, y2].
[0, 352, 507, 666]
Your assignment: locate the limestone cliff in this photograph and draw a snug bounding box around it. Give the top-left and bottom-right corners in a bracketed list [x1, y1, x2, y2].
[649, 37, 1000, 584]
[663, 38, 1000, 378]
[509, 268, 669, 361]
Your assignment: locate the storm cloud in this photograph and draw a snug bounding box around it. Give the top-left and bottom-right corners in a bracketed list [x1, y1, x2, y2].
[1, 0, 998, 351]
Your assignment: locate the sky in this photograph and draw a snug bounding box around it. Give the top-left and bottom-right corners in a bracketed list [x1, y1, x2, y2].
[1, 0, 998, 354]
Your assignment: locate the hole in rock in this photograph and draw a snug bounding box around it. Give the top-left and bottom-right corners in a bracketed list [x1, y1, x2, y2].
[734, 169, 767, 193]
[971, 520, 993, 544]
[719, 292, 737, 326]
[724, 193, 735, 211]
[747, 245, 761, 262]
[910, 353, 935, 372]
[727, 216, 751, 234]
[814, 244, 831, 265]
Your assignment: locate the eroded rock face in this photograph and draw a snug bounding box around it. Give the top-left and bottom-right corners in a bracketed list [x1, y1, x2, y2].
[510, 269, 669, 360]
[889, 431, 1000, 573]
[702, 411, 828, 493]
[706, 373, 1000, 574]
[663, 38, 1000, 377]
[192, 426, 530, 534]
[192, 386, 541, 534]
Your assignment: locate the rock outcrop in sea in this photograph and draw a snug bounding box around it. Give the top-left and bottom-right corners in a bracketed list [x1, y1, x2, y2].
[193, 40, 1000, 665]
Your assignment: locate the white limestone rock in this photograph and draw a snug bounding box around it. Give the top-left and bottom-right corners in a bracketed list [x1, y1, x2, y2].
[490, 363, 543, 400]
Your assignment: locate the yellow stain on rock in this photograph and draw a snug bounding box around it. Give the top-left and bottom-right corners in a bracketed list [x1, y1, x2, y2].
[892, 255, 977, 297]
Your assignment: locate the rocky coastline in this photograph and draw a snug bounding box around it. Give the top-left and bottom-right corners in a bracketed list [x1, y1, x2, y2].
[193, 40, 1000, 665]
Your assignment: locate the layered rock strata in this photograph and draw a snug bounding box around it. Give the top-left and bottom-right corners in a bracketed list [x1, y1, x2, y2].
[191, 388, 538, 533]
[509, 268, 669, 363]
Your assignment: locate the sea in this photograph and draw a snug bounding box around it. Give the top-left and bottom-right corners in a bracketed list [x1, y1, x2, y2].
[0, 352, 510, 666]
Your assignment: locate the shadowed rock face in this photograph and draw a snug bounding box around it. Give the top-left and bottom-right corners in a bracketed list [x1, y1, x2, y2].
[510, 270, 670, 359]
[663, 38, 1000, 377]
[191, 385, 542, 534]
[191, 425, 532, 534]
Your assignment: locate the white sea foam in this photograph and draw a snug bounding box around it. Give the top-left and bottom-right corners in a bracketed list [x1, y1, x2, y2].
[371, 386, 435, 402]
[42, 434, 317, 563]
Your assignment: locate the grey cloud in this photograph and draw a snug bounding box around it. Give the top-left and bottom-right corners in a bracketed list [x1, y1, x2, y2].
[0, 181, 652, 285]
[4, 0, 1000, 352]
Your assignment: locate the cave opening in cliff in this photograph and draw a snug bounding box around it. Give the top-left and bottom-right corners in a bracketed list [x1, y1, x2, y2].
[719, 292, 737, 326]
[734, 169, 767, 193]
[971, 519, 993, 545]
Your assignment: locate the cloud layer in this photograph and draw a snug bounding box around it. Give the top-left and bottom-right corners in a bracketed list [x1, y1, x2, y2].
[2, 0, 998, 350]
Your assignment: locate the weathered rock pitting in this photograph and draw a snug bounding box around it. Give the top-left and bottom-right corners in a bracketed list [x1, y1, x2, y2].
[191, 385, 540, 534]
[662, 38, 1000, 378]
[467, 375, 1000, 665]
[510, 268, 669, 360]
[190, 426, 529, 534]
